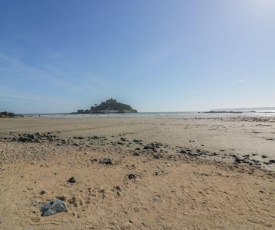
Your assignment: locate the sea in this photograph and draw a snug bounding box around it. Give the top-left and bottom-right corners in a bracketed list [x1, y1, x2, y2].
[26, 109, 275, 119]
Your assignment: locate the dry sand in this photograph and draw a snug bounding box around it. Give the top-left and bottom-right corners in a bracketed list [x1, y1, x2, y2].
[1, 117, 275, 229]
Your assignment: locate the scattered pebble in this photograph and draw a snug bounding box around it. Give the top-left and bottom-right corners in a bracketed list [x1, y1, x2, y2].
[68, 177, 76, 183]
[128, 174, 136, 180]
[99, 158, 113, 164]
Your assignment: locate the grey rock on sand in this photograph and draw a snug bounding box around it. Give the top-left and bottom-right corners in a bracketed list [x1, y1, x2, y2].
[40, 199, 68, 217]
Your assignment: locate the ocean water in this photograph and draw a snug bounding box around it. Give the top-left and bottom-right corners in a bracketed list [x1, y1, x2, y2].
[27, 110, 275, 119]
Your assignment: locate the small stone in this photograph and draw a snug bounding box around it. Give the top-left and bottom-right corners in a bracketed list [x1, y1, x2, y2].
[40, 190, 46, 195]
[128, 174, 136, 180]
[99, 158, 112, 164]
[260, 189, 264, 193]
[56, 196, 66, 201]
[32, 199, 40, 206]
[153, 197, 158, 202]
[144, 145, 154, 150]
[115, 186, 121, 190]
[153, 154, 162, 159]
[180, 149, 187, 154]
[68, 177, 76, 183]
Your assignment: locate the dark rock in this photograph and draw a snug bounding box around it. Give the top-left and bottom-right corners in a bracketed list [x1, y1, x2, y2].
[144, 145, 154, 150]
[18, 136, 31, 142]
[99, 158, 113, 164]
[153, 154, 162, 159]
[262, 155, 268, 158]
[40, 190, 46, 195]
[40, 199, 68, 217]
[269, 160, 275, 164]
[56, 196, 66, 201]
[68, 177, 76, 183]
[188, 152, 201, 157]
[128, 174, 136, 180]
[234, 155, 246, 163]
[180, 149, 187, 154]
[115, 186, 121, 190]
[133, 152, 140, 156]
[28, 134, 35, 139]
[252, 159, 260, 164]
[133, 139, 142, 143]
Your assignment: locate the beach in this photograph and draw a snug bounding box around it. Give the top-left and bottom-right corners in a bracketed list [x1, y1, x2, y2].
[1, 116, 275, 229]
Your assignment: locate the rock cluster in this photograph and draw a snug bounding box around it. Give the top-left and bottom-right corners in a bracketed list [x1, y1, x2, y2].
[1, 131, 275, 170]
[0, 132, 60, 144]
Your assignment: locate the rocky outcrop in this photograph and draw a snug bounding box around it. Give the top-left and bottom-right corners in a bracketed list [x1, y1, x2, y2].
[73, 98, 138, 114]
[0, 112, 17, 118]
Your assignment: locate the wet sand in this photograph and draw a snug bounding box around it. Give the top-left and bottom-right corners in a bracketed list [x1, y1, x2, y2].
[1, 117, 275, 229]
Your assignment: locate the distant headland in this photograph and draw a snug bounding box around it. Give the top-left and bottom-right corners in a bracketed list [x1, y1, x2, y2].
[0, 111, 18, 118]
[72, 98, 138, 114]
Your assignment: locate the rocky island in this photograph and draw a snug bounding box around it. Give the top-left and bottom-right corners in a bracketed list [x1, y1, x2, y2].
[73, 98, 138, 114]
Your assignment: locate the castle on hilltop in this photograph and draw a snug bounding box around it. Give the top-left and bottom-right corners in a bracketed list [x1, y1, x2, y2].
[73, 98, 137, 114]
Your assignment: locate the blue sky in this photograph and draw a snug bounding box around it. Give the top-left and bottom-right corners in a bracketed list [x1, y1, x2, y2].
[0, 0, 274, 113]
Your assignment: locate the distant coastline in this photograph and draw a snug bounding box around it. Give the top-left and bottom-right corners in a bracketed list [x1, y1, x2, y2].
[0, 111, 20, 118]
[210, 107, 275, 111]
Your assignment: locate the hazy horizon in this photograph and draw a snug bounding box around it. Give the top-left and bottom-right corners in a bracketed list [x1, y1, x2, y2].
[1, 0, 275, 114]
[10, 106, 275, 115]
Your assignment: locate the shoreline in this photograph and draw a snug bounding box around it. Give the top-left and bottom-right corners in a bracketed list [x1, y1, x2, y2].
[1, 116, 275, 171]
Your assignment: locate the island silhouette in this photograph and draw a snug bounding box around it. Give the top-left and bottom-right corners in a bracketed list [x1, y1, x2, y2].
[72, 98, 138, 114]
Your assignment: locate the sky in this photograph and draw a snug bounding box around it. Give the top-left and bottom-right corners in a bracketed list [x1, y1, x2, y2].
[0, 0, 275, 113]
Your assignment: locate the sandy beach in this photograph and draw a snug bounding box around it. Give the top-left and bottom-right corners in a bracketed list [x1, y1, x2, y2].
[1, 116, 275, 229]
